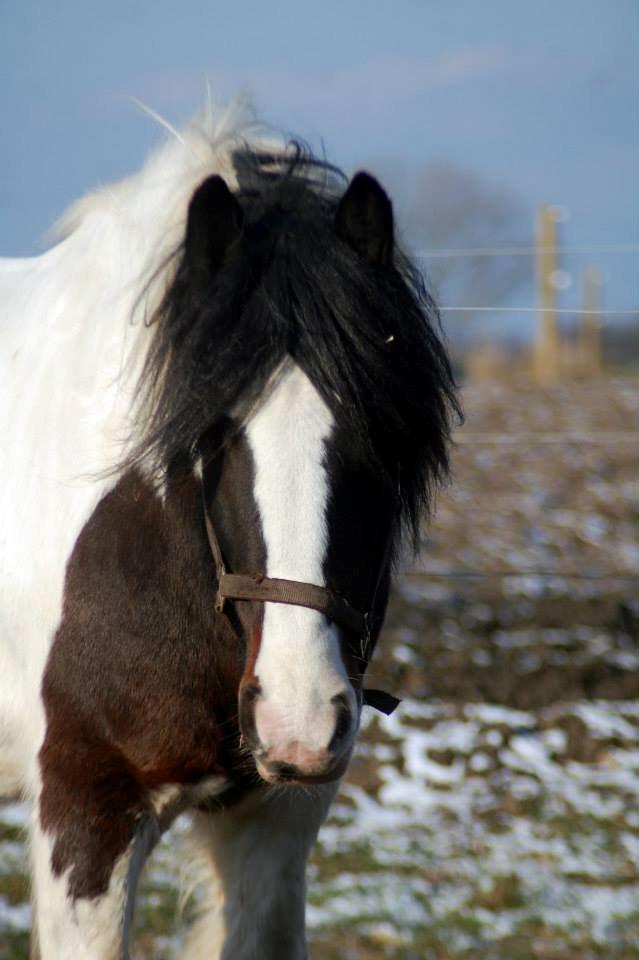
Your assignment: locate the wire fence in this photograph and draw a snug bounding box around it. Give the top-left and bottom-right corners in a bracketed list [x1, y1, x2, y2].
[414, 243, 639, 259]
[405, 243, 639, 585]
[438, 306, 639, 315]
[409, 242, 639, 317]
[404, 570, 639, 582]
[454, 431, 639, 444]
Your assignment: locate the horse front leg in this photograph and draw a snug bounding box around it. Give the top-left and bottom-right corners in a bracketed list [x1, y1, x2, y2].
[30, 752, 156, 960]
[183, 783, 337, 960]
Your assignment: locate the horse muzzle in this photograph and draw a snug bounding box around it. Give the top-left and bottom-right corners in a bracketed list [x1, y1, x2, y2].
[239, 683, 356, 784]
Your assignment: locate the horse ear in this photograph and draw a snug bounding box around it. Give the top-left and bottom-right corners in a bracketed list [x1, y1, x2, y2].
[185, 175, 244, 276]
[335, 171, 394, 267]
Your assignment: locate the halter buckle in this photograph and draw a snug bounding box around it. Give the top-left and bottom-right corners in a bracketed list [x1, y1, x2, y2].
[215, 590, 225, 615]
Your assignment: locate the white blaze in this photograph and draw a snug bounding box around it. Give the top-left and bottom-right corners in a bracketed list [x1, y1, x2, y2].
[245, 362, 355, 755]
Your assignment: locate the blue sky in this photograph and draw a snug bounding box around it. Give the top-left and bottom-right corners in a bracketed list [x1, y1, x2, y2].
[2, 0, 637, 336]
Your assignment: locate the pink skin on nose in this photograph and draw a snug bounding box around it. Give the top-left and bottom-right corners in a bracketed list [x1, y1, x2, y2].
[254, 699, 332, 773]
[267, 740, 329, 772]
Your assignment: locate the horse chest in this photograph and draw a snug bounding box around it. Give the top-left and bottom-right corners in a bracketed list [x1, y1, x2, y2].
[40, 470, 243, 790]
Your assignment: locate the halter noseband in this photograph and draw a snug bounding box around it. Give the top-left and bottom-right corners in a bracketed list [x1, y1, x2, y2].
[202, 500, 400, 716]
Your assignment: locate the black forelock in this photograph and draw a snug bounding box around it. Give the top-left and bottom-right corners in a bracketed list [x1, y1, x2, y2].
[129, 143, 461, 548]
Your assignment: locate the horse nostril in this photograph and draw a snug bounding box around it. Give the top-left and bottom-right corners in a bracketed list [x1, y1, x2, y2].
[328, 692, 354, 753]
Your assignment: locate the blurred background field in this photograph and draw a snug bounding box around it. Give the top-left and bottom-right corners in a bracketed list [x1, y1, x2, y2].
[2, 372, 638, 959]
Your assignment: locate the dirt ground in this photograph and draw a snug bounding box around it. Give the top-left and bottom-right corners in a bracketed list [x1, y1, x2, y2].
[370, 375, 639, 709]
[1, 375, 638, 959]
[317, 373, 639, 959]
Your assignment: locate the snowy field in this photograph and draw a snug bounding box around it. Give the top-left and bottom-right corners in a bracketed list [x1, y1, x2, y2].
[2, 376, 638, 959]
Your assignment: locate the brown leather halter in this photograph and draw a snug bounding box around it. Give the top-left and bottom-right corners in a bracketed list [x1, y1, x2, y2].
[202, 500, 400, 716]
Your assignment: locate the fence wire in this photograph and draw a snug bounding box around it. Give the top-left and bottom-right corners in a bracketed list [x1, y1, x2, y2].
[439, 306, 639, 315]
[414, 243, 639, 259]
[405, 570, 639, 582]
[454, 432, 639, 445]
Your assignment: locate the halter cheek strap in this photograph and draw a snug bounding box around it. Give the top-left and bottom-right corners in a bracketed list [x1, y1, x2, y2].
[202, 502, 400, 716]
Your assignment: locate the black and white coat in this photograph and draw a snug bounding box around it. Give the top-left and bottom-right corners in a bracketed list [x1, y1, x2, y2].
[0, 99, 459, 959]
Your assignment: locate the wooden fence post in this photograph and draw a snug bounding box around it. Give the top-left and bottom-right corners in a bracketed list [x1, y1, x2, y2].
[533, 206, 561, 385]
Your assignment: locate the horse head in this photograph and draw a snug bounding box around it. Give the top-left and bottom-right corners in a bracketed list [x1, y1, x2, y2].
[133, 151, 459, 786]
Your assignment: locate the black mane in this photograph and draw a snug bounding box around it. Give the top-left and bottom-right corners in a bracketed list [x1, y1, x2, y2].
[131, 144, 461, 547]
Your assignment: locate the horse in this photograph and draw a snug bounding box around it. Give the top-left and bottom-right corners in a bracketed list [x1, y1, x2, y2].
[0, 99, 459, 958]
